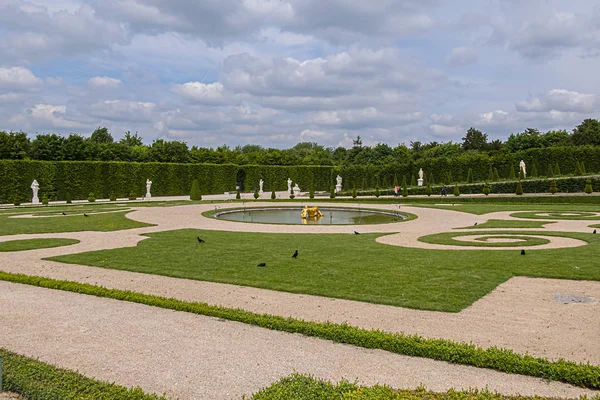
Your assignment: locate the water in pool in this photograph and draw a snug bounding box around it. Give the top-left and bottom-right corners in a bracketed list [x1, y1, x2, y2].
[214, 208, 405, 225]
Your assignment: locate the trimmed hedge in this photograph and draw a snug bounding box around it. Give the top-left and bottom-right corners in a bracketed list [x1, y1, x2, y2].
[1, 271, 599, 389]
[0, 349, 167, 400]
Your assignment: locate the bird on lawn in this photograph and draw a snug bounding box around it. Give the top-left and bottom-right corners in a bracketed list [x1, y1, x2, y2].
[354, 231, 360, 235]
[62, 212, 66, 216]
[197, 237, 205, 243]
[292, 250, 298, 259]
[474, 222, 478, 226]
[83, 213, 88, 217]
[521, 249, 526, 255]
[257, 263, 266, 267]
[594, 229, 597, 234]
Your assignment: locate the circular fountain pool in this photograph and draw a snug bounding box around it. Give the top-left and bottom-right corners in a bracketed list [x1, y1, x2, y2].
[213, 207, 408, 225]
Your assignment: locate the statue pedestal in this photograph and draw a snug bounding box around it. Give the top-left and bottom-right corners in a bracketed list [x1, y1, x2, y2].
[335, 184, 342, 193]
[32, 196, 40, 204]
[417, 179, 424, 187]
[145, 192, 151, 199]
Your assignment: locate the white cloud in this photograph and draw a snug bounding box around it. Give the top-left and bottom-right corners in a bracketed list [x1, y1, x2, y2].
[9, 104, 82, 129]
[171, 82, 233, 105]
[0, 67, 43, 91]
[86, 100, 156, 122]
[516, 89, 596, 113]
[430, 124, 464, 136]
[88, 76, 122, 89]
[446, 47, 477, 66]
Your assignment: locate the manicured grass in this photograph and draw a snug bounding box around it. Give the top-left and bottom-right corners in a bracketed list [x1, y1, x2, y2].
[0, 348, 168, 400]
[510, 211, 600, 220]
[419, 231, 551, 247]
[48, 229, 600, 312]
[0, 238, 79, 252]
[0, 211, 153, 236]
[590, 224, 600, 228]
[2, 272, 599, 389]
[249, 373, 594, 400]
[457, 219, 555, 229]
[412, 203, 600, 215]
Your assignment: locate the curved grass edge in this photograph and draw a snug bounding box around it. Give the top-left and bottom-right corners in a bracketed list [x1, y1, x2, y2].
[0, 348, 170, 400]
[419, 231, 555, 248]
[201, 205, 418, 225]
[456, 219, 556, 230]
[248, 373, 600, 400]
[1, 271, 598, 389]
[0, 238, 80, 252]
[510, 211, 600, 221]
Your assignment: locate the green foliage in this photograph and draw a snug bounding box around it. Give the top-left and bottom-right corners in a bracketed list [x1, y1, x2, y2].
[65, 192, 72, 204]
[374, 186, 380, 198]
[516, 181, 523, 195]
[581, 161, 586, 174]
[493, 167, 500, 181]
[410, 174, 416, 186]
[271, 189, 276, 200]
[509, 165, 516, 180]
[531, 163, 538, 178]
[425, 184, 432, 197]
[109, 192, 117, 201]
[466, 168, 473, 183]
[1, 348, 167, 400]
[585, 179, 593, 194]
[546, 164, 554, 178]
[575, 161, 582, 176]
[453, 185, 460, 196]
[487, 165, 494, 181]
[330, 186, 336, 198]
[87, 192, 96, 202]
[289, 186, 295, 199]
[393, 174, 398, 187]
[309, 188, 315, 199]
[428, 172, 434, 185]
[190, 179, 202, 200]
[13, 195, 21, 206]
[254, 188, 259, 200]
[2, 271, 600, 390]
[482, 182, 490, 196]
[554, 162, 561, 176]
[41, 194, 49, 205]
[0, 238, 79, 252]
[519, 166, 525, 180]
[129, 191, 137, 200]
[236, 189, 241, 200]
[549, 180, 558, 194]
[352, 185, 357, 199]
[401, 176, 408, 197]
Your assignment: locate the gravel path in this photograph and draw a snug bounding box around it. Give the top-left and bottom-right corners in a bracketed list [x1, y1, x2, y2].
[0, 281, 597, 400]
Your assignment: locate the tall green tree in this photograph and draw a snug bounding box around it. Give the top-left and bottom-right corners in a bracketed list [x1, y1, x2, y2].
[572, 119, 600, 146]
[90, 127, 114, 144]
[461, 128, 488, 150]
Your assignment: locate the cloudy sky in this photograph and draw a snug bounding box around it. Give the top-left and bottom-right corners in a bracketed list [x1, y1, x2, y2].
[1, 0, 600, 148]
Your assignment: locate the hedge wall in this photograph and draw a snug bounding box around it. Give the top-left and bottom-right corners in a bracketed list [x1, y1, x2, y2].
[1, 146, 599, 202]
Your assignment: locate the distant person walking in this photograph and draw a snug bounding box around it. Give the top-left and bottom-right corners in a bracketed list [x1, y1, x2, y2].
[441, 185, 447, 196]
[394, 185, 400, 197]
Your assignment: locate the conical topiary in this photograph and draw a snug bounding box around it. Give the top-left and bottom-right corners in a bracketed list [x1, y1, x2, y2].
[41, 194, 49, 205]
[411, 174, 417, 187]
[428, 173, 435, 185]
[453, 185, 460, 196]
[516, 181, 523, 195]
[487, 165, 494, 182]
[393, 175, 399, 187]
[289, 186, 295, 200]
[401, 176, 408, 197]
[546, 164, 554, 178]
[236, 189, 241, 200]
[330, 186, 336, 199]
[109, 192, 117, 202]
[253, 188, 259, 200]
[425, 184, 432, 197]
[374, 186, 380, 198]
[549, 180, 558, 194]
[531, 163, 538, 178]
[352, 185, 357, 199]
[554, 162, 561, 176]
[190, 180, 202, 200]
[509, 165, 516, 180]
[88, 192, 96, 202]
[309, 188, 315, 199]
[575, 161, 582, 176]
[271, 189, 276, 200]
[493, 168, 500, 181]
[467, 168, 473, 183]
[584, 179, 593, 194]
[581, 162, 586, 175]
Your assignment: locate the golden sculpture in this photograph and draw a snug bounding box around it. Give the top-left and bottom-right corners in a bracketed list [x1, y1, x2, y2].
[301, 205, 324, 220]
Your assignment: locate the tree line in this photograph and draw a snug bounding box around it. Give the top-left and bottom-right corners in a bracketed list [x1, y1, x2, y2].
[1, 119, 599, 166]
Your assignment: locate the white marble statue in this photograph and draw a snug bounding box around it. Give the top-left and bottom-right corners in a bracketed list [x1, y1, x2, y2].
[293, 183, 301, 193]
[336, 175, 342, 187]
[259, 179, 264, 193]
[519, 160, 526, 178]
[145, 179, 152, 198]
[287, 178, 292, 194]
[418, 168, 424, 180]
[31, 180, 40, 204]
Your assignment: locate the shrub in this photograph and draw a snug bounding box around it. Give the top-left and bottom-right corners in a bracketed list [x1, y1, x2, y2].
[519, 166, 525, 180]
[575, 161, 582, 176]
[393, 175, 398, 187]
[374, 186, 380, 198]
[428, 172, 434, 184]
[546, 164, 554, 178]
[531, 163, 538, 178]
[87, 192, 96, 202]
[516, 181, 523, 195]
[236, 189, 241, 200]
[190, 179, 202, 200]
[554, 162, 561, 176]
[352, 186, 357, 199]
[109, 192, 117, 202]
[585, 179, 593, 194]
[271, 189, 276, 200]
[581, 161, 587, 174]
[410, 174, 416, 186]
[549, 180, 558, 194]
[509, 165, 516, 180]
[330, 186, 336, 199]
[453, 185, 460, 196]
[253, 188, 259, 200]
[289, 187, 295, 200]
[425, 184, 432, 196]
[482, 182, 490, 196]
[309, 188, 315, 199]
[401, 176, 408, 197]
[487, 165, 494, 182]
[65, 191, 72, 204]
[41, 194, 49, 205]
[466, 168, 473, 183]
[493, 167, 500, 181]
[128, 191, 136, 200]
[13, 195, 21, 206]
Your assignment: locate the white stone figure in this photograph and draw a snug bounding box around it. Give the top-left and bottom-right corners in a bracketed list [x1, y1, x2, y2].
[335, 175, 343, 193]
[418, 168, 424, 180]
[259, 179, 264, 193]
[31, 180, 40, 204]
[519, 160, 527, 178]
[145, 179, 152, 198]
[287, 178, 292, 194]
[293, 183, 301, 193]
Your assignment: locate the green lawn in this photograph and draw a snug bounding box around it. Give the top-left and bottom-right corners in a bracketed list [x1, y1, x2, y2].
[412, 203, 600, 215]
[0, 211, 153, 236]
[48, 228, 600, 312]
[510, 211, 600, 220]
[419, 231, 552, 247]
[0, 238, 80, 252]
[456, 219, 554, 229]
